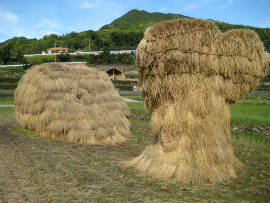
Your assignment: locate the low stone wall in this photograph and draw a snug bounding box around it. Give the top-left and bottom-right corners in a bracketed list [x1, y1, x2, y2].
[231, 125, 270, 137]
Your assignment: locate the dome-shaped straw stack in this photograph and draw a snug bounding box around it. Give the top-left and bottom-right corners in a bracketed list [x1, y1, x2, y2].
[127, 19, 270, 185]
[15, 63, 131, 144]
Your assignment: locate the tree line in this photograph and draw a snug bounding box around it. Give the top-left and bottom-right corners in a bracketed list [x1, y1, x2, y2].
[49, 48, 135, 65]
[0, 18, 270, 65]
[215, 21, 270, 50]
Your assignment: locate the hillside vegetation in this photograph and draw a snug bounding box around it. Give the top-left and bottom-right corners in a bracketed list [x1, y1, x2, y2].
[0, 9, 270, 65]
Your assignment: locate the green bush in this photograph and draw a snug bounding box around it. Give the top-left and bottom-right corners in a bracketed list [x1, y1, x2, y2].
[87, 52, 135, 65]
[57, 53, 71, 62]
[0, 93, 14, 98]
[112, 80, 138, 85]
[0, 78, 20, 84]
[114, 85, 133, 91]
[124, 74, 140, 79]
[256, 85, 270, 91]
[72, 54, 87, 61]
[0, 84, 18, 90]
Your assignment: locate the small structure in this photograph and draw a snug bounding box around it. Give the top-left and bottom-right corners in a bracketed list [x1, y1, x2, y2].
[106, 67, 126, 80]
[46, 47, 71, 54]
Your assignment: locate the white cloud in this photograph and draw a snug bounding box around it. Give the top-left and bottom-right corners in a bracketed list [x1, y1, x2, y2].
[35, 17, 62, 29]
[159, 7, 169, 12]
[178, 0, 233, 12]
[78, 1, 100, 8]
[76, 0, 122, 9]
[181, 0, 212, 12]
[108, 2, 122, 9]
[184, 3, 199, 11]
[0, 9, 19, 23]
[218, 0, 233, 10]
[40, 30, 59, 36]
[262, 17, 270, 28]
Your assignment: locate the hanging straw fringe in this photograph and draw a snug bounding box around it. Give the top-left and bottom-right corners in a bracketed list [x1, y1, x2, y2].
[15, 63, 131, 144]
[126, 18, 270, 185]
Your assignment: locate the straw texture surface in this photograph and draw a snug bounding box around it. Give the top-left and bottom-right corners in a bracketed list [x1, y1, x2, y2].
[15, 63, 131, 144]
[126, 19, 270, 184]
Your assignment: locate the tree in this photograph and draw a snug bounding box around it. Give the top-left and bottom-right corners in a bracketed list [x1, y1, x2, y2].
[0, 43, 12, 64]
[15, 50, 23, 62]
[94, 38, 103, 48]
[70, 31, 78, 38]
[48, 34, 58, 41]
[102, 46, 110, 56]
[86, 30, 98, 40]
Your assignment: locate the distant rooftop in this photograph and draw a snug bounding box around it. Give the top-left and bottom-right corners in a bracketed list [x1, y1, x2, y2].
[46, 47, 71, 51]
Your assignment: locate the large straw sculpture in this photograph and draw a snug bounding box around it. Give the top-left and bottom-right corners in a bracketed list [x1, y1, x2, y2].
[15, 63, 131, 144]
[127, 19, 270, 184]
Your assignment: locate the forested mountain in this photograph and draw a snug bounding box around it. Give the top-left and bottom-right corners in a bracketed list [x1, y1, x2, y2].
[0, 9, 270, 63]
[101, 9, 192, 29]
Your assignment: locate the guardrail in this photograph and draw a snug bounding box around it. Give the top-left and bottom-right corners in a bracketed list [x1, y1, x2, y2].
[0, 62, 88, 67]
[23, 50, 136, 57]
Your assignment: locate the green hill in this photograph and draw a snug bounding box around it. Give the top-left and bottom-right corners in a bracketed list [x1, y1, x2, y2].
[101, 9, 192, 29]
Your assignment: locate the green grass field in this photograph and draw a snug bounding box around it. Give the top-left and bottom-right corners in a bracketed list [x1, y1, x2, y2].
[230, 104, 270, 126]
[0, 92, 269, 202]
[0, 97, 14, 105]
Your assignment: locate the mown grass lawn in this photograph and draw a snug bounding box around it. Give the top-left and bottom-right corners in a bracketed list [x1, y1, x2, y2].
[0, 94, 269, 202]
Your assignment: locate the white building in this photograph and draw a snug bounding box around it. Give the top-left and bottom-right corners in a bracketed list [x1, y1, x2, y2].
[43, 47, 71, 55]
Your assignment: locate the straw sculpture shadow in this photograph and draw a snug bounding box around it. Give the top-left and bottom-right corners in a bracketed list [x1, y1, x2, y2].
[126, 19, 270, 185]
[15, 63, 131, 144]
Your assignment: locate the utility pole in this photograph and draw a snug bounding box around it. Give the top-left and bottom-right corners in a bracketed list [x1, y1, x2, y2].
[54, 42, 57, 62]
[215, 14, 217, 21]
[89, 37, 90, 53]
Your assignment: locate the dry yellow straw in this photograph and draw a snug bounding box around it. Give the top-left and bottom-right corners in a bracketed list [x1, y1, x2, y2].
[126, 18, 270, 185]
[15, 63, 131, 144]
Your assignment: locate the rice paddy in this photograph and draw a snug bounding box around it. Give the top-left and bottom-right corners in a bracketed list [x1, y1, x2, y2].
[0, 32, 269, 200]
[0, 96, 269, 202]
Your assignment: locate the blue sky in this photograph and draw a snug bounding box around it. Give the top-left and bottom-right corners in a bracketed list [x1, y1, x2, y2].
[0, 0, 269, 43]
